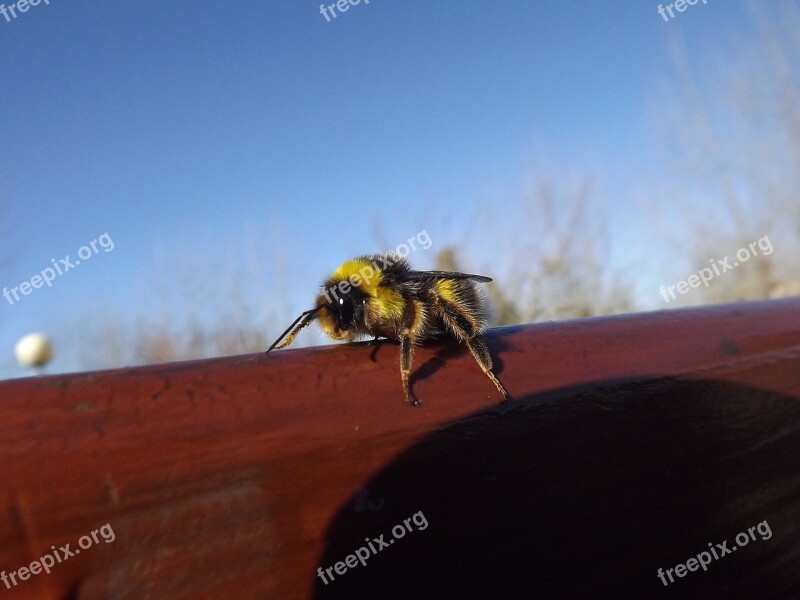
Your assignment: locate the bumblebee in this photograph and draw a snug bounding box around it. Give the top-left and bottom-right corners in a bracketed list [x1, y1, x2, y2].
[266, 253, 510, 406]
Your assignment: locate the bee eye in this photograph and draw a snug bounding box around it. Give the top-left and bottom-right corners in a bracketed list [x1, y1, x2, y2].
[337, 295, 354, 327]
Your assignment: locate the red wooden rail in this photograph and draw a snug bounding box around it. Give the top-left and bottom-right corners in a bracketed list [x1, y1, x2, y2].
[1, 298, 799, 599]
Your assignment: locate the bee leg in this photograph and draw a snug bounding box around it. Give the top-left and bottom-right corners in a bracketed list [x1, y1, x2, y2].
[398, 300, 427, 407]
[465, 337, 511, 402]
[436, 300, 511, 402]
[399, 334, 420, 407]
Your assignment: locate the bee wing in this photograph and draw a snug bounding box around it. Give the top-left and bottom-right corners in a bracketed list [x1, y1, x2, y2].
[400, 270, 493, 283]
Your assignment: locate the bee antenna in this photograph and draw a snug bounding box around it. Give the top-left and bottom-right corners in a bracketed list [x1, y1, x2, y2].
[266, 306, 322, 354]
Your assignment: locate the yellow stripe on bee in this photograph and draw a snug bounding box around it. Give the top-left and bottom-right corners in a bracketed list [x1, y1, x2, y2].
[374, 286, 405, 320]
[435, 279, 457, 302]
[332, 259, 405, 320]
[333, 259, 383, 296]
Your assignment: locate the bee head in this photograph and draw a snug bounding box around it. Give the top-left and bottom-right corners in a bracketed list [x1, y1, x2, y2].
[316, 282, 366, 340]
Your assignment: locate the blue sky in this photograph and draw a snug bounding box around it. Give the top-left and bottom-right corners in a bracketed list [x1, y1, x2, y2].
[0, 0, 762, 377]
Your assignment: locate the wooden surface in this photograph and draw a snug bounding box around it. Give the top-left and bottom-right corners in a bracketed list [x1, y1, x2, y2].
[0, 298, 799, 599]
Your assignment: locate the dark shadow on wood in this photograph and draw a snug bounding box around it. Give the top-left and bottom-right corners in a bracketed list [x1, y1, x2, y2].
[312, 377, 800, 600]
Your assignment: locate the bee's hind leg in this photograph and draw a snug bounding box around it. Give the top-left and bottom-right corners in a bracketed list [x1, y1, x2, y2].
[466, 336, 511, 402]
[436, 299, 511, 402]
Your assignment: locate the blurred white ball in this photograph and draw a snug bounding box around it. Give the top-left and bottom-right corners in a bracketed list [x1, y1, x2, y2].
[15, 333, 53, 368]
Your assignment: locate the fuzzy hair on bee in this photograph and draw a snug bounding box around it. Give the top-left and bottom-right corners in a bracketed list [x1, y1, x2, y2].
[266, 253, 510, 406]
